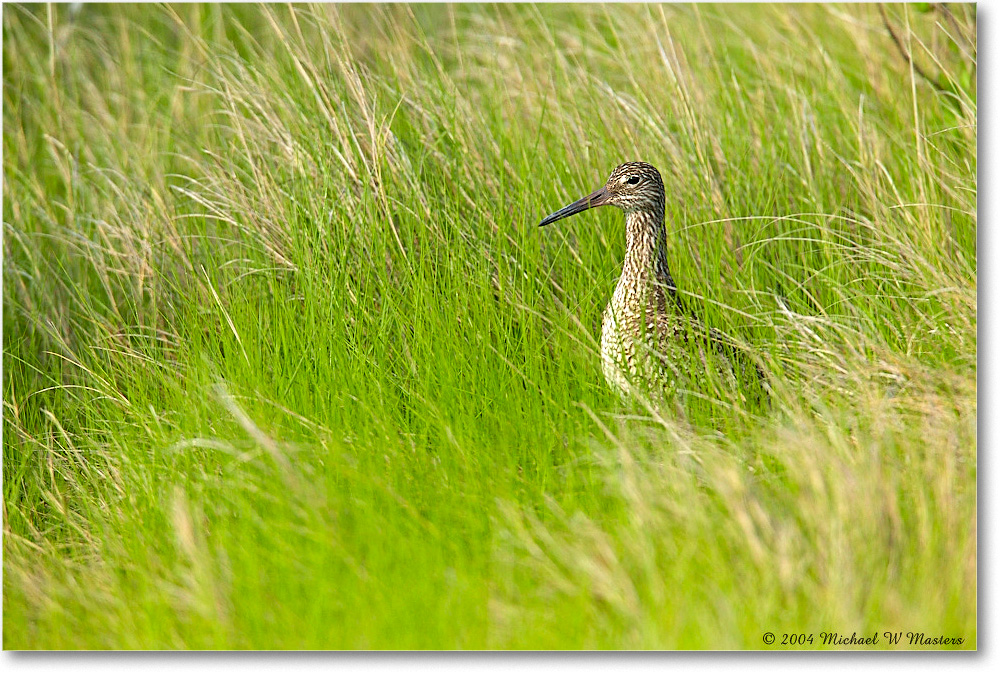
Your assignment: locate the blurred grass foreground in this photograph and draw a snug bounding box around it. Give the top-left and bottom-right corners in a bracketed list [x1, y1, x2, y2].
[2, 3, 976, 649]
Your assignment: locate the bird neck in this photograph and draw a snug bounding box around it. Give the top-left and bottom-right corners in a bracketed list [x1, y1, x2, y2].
[621, 206, 676, 296]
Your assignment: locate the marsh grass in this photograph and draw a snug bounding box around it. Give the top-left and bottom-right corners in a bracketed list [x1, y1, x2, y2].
[3, 3, 976, 649]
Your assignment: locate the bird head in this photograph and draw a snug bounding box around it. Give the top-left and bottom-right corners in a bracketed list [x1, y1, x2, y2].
[538, 162, 664, 227]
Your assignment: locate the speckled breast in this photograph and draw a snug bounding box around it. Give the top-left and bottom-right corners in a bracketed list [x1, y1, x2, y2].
[600, 306, 632, 398]
[600, 294, 689, 401]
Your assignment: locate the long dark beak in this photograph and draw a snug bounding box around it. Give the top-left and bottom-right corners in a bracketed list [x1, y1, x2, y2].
[538, 186, 610, 227]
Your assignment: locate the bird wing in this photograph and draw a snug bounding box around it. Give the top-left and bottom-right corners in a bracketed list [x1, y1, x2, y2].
[651, 307, 770, 399]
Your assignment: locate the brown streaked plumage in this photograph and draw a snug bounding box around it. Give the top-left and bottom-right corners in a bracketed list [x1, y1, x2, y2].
[539, 161, 766, 404]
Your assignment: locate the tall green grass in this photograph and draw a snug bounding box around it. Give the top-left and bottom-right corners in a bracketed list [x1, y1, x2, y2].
[3, 3, 975, 649]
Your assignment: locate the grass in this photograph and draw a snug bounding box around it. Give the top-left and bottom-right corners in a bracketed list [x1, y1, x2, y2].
[2, 2, 976, 649]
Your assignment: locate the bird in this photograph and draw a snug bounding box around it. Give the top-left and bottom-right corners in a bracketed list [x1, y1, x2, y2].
[538, 161, 766, 407]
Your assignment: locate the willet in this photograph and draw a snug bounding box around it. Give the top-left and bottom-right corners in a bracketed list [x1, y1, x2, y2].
[539, 162, 766, 404]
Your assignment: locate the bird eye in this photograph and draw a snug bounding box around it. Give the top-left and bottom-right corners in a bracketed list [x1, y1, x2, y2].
[626, 176, 640, 185]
